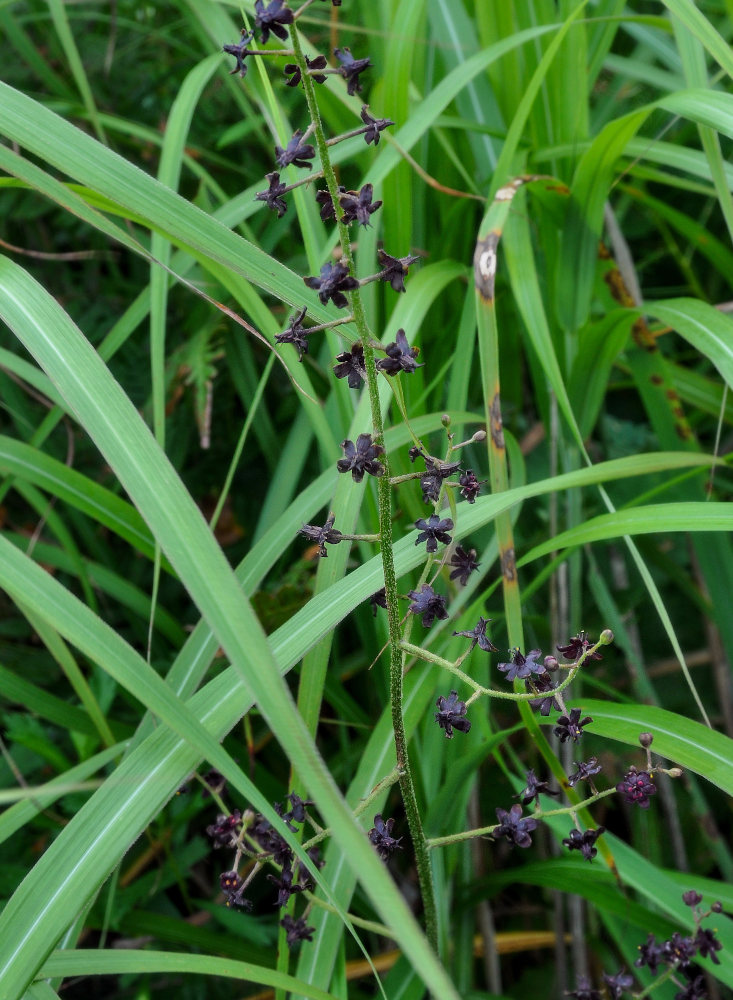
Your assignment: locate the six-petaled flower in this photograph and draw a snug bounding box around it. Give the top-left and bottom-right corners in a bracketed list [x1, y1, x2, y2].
[603, 968, 634, 1000]
[337, 433, 385, 482]
[304, 261, 360, 308]
[223, 29, 256, 78]
[377, 249, 420, 292]
[515, 768, 558, 807]
[493, 804, 537, 848]
[554, 707, 593, 743]
[435, 690, 471, 738]
[557, 630, 603, 662]
[369, 588, 387, 616]
[281, 915, 315, 948]
[299, 512, 342, 557]
[333, 343, 367, 388]
[448, 546, 480, 585]
[275, 306, 310, 358]
[339, 183, 382, 227]
[315, 185, 345, 221]
[256, 171, 289, 217]
[453, 616, 497, 652]
[567, 757, 602, 787]
[276, 128, 316, 169]
[254, 0, 294, 44]
[414, 513, 453, 553]
[458, 468, 484, 503]
[635, 933, 665, 974]
[377, 328, 424, 375]
[563, 826, 605, 862]
[419, 459, 460, 502]
[497, 647, 545, 682]
[360, 105, 394, 144]
[267, 866, 303, 907]
[368, 814, 403, 859]
[334, 46, 372, 95]
[526, 671, 561, 716]
[220, 869, 253, 909]
[284, 53, 327, 87]
[616, 767, 656, 809]
[408, 584, 448, 627]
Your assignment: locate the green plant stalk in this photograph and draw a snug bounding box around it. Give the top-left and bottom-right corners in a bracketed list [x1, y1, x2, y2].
[289, 24, 439, 953]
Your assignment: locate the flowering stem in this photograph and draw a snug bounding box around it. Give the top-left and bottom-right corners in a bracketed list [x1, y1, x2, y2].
[289, 23, 439, 954]
[427, 788, 617, 848]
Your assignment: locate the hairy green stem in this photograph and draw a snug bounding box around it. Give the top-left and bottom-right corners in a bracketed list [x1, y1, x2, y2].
[290, 24, 439, 953]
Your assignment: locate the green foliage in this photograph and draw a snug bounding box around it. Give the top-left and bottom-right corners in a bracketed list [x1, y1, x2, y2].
[0, 1, 732, 998]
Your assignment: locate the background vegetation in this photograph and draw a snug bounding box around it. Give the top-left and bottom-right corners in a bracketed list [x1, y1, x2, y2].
[1, 0, 733, 998]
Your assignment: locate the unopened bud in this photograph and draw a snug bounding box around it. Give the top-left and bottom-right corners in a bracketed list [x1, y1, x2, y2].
[544, 655, 559, 672]
[472, 429, 487, 442]
[441, 413, 451, 427]
[599, 629, 614, 645]
[712, 901, 723, 913]
[638, 732, 654, 748]
[667, 767, 683, 778]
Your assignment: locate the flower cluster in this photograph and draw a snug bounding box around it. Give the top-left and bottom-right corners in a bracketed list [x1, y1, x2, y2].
[206, 791, 321, 949]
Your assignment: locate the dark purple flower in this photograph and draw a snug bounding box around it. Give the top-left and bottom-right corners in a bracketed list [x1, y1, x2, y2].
[664, 932, 699, 970]
[267, 866, 304, 907]
[283, 792, 310, 825]
[360, 105, 394, 145]
[256, 171, 289, 217]
[254, 0, 294, 44]
[377, 328, 424, 375]
[603, 968, 634, 999]
[449, 546, 480, 586]
[408, 584, 448, 627]
[299, 513, 342, 556]
[376, 249, 420, 292]
[275, 128, 316, 170]
[435, 690, 471, 738]
[222, 29, 256, 78]
[453, 616, 497, 653]
[339, 183, 382, 227]
[414, 513, 453, 553]
[333, 342, 366, 389]
[458, 468, 484, 503]
[334, 46, 372, 95]
[493, 804, 537, 848]
[635, 933, 665, 974]
[683, 890, 704, 908]
[419, 459, 461, 503]
[557, 630, 602, 662]
[526, 671, 562, 716]
[315, 185, 345, 222]
[554, 707, 593, 743]
[336, 433, 384, 482]
[275, 306, 310, 359]
[694, 927, 722, 964]
[304, 261, 359, 309]
[567, 977, 601, 1000]
[201, 768, 226, 798]
[281, 914, 315, 948]
[567, 757, 602, 787]
[220, 870, 253, 910]
[368, 814, 402, 859]
[369, 588, 387, 616]
[515, 768, 558, 807]
[408, 445, 423, 462]
[283, 53, 327, 87]
[616, 767, 657, 809]
[497, 647, 545, 682]
[674, 976, 708, 1000]
[562, 826, 605, 862]
[206, 811, 242, 849]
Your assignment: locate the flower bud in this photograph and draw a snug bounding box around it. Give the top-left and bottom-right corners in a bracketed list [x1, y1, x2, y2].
[472, 429, 487, 442]
[599, 628, 614, 645]
[441, 413, 451, 427]
[667, 767, 683, 778]
[544, 655, 559, 672]
[712, 901, 723, 913]
[638, 732, 654, 748]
